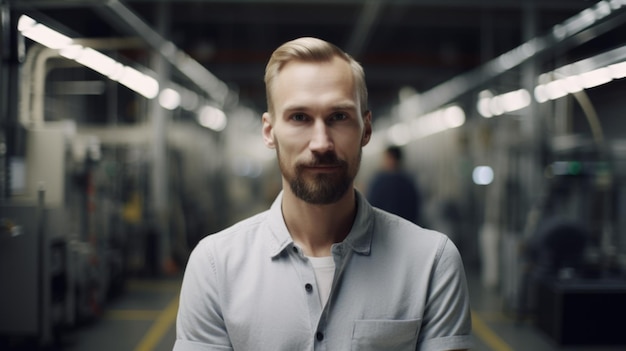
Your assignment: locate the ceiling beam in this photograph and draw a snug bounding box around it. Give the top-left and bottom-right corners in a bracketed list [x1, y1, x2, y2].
[93, 0, 233, 106]
[417, 2, 626, 114]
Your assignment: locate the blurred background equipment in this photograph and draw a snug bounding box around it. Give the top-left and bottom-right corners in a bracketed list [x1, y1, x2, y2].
[1, 0, 626, 349]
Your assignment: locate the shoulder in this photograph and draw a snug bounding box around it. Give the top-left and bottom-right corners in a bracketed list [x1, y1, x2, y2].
[372, 207, 438, 239]
[371, 207, 455, 257]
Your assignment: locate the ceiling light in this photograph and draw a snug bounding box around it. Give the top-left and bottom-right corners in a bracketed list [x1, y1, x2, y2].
[118, 66, 159, 99]
[499, 89, 531, 113]
[18, 16, 72, 49]
[410, 105, 465, 140]
[609, 61, 626, 78]
[578, 67, 613, 88]
[477, 90, 494, 118]
[442, 105, 465, 127]
[478, 89, 530, 116]
[198, 106, 227, 131]
[563, 76, 584, 93]
[18, 15, 160, 101]
[545, 80, 569, 100]
[534, 85, 549, 103]
[159, 88, 181, 110]
[473, 166, 494, 185]
[74, 48, 122, 78]
[59, 44, 84, 60]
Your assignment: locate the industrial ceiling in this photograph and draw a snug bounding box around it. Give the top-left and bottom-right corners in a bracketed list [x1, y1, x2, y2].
[12, 0, 622, 124]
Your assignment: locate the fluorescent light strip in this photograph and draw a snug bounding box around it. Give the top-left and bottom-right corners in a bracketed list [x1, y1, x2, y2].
[486, 55, 626, 113]
[477, 89, 531, 118]
[74, 47, 122, 77]
[535, 59, 626, 103]
[388, 105, 465, 145]
[118, 66, 159, 99]
[18, 15, 159, 99]
[18, 15, 73, 49]
[610, 61, 626, 78]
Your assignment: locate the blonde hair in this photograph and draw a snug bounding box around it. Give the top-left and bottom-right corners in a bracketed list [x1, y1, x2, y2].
[264, 37, 368, 115]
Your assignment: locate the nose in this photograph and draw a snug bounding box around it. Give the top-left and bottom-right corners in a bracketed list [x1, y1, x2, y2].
[309, 120, 334, 153]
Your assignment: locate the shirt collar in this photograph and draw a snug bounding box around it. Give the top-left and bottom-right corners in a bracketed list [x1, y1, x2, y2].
[267, 190, 374, 258]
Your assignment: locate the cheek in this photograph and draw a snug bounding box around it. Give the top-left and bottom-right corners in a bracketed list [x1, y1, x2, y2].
[334, 130, 364, 151]
[282, 127, 310, 141]
[274, 137, 295, 163]
[275, 128, 309, 151]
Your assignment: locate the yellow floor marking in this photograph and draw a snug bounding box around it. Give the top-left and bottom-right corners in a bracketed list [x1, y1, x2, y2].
[472, 310, 514, 351]
[133, 296, 179, 351]
[478, 311, 515, 323]
[105, 309, 162, 321]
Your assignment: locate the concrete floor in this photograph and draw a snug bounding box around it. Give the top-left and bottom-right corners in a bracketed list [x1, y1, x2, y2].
[63, 278, 180, 351]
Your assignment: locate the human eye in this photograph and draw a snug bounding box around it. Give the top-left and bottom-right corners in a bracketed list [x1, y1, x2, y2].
[330, 112, 348, 121]
[290, 113, 308, 122]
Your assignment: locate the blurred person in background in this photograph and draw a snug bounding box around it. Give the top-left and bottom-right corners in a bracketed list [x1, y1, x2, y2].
[174, 37, 471, 351]
[367, 145, 422, 224]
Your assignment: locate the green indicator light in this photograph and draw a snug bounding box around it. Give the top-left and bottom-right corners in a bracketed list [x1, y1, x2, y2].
[568, 161, 582, 175]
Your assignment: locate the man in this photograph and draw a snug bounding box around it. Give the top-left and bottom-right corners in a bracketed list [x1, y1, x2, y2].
[174, 37, 472, 351]
[367, 145, 421, 223]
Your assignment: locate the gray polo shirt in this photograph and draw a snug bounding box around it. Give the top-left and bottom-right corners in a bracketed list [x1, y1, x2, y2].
[175, 191, 472, 351]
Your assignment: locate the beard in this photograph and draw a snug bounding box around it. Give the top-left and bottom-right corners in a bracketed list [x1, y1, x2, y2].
[276, 141, 361, 205]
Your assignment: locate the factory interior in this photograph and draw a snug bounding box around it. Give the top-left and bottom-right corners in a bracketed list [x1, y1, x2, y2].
[2, 0, 626, 350]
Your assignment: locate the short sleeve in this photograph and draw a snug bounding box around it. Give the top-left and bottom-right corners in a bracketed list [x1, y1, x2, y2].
[174, 239, 234, 351]
[417, 238, 472, 351]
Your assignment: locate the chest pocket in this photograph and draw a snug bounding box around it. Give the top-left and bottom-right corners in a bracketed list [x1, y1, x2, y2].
[351, 319, 421, 351]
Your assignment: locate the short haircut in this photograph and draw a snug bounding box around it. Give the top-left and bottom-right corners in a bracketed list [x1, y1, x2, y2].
[264, 37, 368, 116]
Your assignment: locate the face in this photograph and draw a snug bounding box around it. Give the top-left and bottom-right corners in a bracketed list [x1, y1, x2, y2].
[262, 57, 372, 204]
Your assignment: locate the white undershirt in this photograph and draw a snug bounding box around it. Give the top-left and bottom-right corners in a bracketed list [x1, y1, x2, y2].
[308, 256, 335, 306]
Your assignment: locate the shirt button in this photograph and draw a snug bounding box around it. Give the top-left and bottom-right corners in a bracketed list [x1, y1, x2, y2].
[316, 331, 324, 341]
[292, 246, 298, 253]
[305, 283, 313, 292]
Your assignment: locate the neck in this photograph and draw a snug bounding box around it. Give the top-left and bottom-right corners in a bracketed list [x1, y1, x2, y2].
[281, 187, 357, 257]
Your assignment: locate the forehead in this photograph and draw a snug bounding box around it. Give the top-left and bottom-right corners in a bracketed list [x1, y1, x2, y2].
[270, 57, 357, 108]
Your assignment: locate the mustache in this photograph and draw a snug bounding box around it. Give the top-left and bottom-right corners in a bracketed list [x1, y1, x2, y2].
[301, 152, 346, 167]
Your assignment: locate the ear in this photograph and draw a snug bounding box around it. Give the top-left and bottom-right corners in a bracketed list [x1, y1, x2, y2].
[262, 112, 276, 149]
[361, 110, 373, 146]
